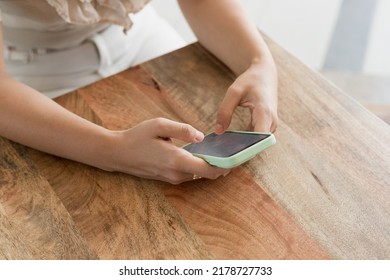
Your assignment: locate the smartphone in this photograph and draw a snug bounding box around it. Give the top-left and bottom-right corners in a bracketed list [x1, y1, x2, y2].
[182, 131, 276, 168]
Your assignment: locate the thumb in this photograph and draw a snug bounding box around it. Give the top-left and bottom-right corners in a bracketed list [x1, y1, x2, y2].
[153, 118, 204, 143]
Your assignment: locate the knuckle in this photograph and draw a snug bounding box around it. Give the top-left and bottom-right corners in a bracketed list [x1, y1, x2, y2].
[180, 124, 194, 139]
[170, 181, 182, 185]
[166, 167, 188, 185]
[153, 117, 167, 128]
[167, 175, 183, 185]
[167, 150, 186, 169]
[227, 83, 244, 95]
[217, 108, 230, 120]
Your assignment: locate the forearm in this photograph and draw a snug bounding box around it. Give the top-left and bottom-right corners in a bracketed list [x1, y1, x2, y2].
[0, 20, 229, 184]
[0, 75, 230, 184]
[0, 74, 117, 171]
[178, 0, 275, 75]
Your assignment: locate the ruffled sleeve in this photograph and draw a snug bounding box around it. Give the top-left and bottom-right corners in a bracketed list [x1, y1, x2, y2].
[46, 0, 150, 31]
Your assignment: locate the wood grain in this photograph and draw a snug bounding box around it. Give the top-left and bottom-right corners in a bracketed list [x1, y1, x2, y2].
[261, 37, 390, 259]
[62, 57, 330, 259]
[29, 91, 213, 260]
[143, 42, 390, 259]
[1, 40, 389, 260]
[160, 168, 329, 259]
[30, 151, 214, 259]
[0, 138, 97, 259]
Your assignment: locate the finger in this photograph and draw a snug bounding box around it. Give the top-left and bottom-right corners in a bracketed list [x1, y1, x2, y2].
[254, 122, 269, 133]
[157, 163, 218, 185]
[161, 149, 232, 184]
[215, 86, 242, 135]
[151, 118, 204, 143]
[270, 119, 278, 133]
[253, 113, 271, 132]
[252, 105, 274, 132]
[179, 150, 230, 179]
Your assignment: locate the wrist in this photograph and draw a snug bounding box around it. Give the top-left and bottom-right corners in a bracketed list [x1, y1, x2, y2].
[88, 128, 125, 173]
[250, 51, 277, 72]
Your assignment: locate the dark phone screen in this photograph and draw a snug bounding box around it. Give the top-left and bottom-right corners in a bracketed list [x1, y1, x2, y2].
[183, 132, 270, 157]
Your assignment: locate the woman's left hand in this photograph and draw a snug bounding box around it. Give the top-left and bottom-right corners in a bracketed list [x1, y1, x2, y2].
[215, 59, 278, 134]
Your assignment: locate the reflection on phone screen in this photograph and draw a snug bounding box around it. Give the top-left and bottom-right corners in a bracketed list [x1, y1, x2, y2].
[183, 132, 270, 157]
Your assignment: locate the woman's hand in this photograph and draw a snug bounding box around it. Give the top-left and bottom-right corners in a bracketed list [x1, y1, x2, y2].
[111, 118, 230, 184]
[215, 59, 278, 134]
[177, 0, 278, 134]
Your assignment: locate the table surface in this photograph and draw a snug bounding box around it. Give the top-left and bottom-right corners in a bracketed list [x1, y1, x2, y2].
[1, 39, 389, 260]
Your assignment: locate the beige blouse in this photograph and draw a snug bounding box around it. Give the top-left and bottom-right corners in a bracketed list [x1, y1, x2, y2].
[0, 0, 150, 48]
[0, 0, 150, 29]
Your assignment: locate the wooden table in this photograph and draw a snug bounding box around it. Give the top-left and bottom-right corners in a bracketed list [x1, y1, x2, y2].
[1, 39, 389, 260]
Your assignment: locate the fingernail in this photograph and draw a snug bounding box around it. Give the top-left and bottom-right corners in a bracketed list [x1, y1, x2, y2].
[215, 124, 224, 134]
[194, 131, 204, 142]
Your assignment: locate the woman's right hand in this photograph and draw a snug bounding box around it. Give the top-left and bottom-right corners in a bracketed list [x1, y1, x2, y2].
[110, 118, 230, 184]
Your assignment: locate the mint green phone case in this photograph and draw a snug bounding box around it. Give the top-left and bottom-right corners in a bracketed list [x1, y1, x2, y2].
[183, 131, 276, 168]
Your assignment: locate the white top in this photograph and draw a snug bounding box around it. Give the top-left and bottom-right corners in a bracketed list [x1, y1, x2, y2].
[0, 0, 150, 49]
[0, 0, 185, 98]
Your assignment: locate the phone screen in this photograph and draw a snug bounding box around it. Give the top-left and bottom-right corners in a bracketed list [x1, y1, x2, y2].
[183, 132, 271, 157]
